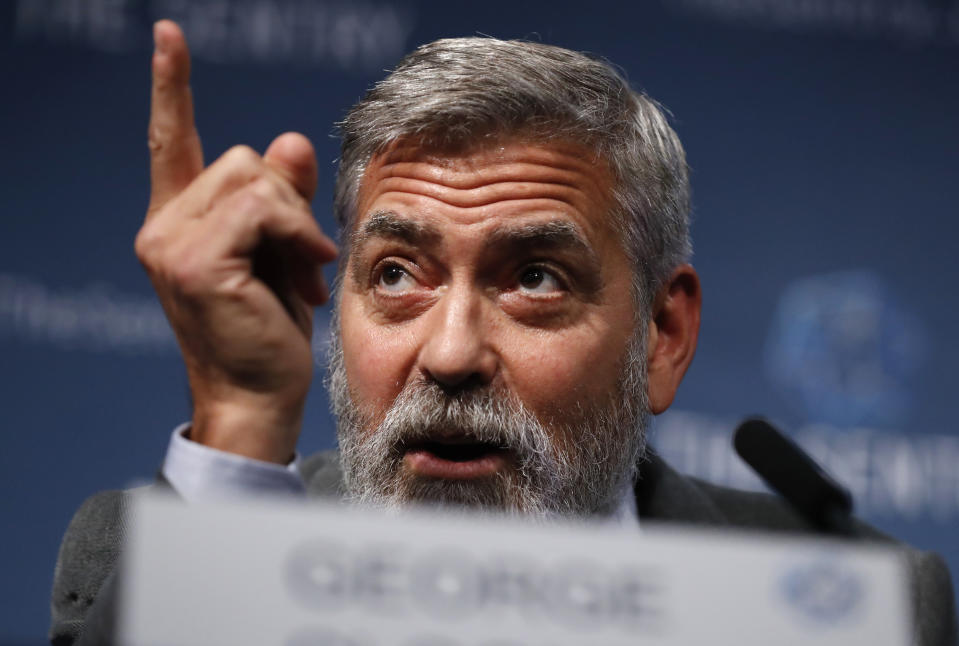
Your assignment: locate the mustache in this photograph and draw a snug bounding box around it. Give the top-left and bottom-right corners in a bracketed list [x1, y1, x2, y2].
[372, 379, 551, 461]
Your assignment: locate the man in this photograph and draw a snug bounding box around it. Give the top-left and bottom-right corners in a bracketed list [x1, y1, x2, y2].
[51, 20, 956, 645]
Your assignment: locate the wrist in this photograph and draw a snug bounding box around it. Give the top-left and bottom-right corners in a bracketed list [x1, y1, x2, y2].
[191, 397, 303, 464]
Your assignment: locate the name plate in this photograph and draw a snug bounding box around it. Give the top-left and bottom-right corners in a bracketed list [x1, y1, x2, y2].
[120, 493, 910, 645]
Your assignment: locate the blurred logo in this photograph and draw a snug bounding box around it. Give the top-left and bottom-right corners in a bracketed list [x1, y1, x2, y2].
[15, 0, 415, 71]
[779, 557, 864, 625]
[764, 271, 926, 428]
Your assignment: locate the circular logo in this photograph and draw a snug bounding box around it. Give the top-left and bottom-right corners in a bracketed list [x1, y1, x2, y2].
[764, 271, 925, 428]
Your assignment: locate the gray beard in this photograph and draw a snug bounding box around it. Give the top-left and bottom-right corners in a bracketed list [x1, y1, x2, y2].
[326, 317, 650, 520]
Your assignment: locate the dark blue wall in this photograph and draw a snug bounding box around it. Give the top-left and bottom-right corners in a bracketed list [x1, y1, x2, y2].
[3, 0, 957, 641]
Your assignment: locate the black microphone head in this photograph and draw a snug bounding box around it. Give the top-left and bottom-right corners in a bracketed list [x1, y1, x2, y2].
[734, 418, 853, 530]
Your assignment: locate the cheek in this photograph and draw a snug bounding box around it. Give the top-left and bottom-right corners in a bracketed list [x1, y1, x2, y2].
[501, 323, 630, 418]
[339, 295, 417, 416]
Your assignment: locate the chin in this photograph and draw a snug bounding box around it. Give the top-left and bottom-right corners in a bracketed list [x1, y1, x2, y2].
[355, 467, 553, 519]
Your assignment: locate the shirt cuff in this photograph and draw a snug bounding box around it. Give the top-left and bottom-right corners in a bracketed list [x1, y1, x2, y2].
[161, 423, 307, 502]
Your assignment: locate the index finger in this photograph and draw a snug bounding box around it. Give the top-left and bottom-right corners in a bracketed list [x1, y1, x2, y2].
[147, 20, 204, 216]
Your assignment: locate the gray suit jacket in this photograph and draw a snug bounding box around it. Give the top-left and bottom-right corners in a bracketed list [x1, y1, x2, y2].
[50, 451, 958, 645]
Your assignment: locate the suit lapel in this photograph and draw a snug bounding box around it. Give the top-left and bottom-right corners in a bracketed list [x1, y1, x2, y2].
[635, 451, 729, 526]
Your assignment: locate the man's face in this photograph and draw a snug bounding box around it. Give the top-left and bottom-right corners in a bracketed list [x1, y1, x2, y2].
[330, 138, 649, 518]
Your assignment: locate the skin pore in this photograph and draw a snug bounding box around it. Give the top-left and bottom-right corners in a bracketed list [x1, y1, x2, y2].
[330, 138, 653, 516]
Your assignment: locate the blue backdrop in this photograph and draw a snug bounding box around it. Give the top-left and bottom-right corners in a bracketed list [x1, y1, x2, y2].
[3, 0, 958, 642]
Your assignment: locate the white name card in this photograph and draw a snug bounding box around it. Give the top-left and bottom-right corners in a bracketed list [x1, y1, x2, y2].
[119, 492, 911, 646]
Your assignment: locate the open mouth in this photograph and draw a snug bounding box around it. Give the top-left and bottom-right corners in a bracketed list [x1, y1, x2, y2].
[402, 439, 509, 479]
[419, 440, 505, 462]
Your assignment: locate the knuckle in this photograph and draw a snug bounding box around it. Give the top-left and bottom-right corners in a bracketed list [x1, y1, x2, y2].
[232, 186, 269, 216]
[287, 186, 311, 212]
[248, 176, 283, 202]
[147, 123, 167, 153]
[135, 225, 206, 296]
[223, 144, 261, 170]
[134, 226, 163, 263]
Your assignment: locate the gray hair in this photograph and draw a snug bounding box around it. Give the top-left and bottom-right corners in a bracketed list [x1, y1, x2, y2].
[334, 36, 692, 306]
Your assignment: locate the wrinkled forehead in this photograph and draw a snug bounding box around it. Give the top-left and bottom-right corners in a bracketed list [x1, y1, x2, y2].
[346, 135, 619, 245]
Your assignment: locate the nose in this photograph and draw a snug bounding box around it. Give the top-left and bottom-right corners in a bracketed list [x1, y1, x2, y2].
[417, 284, 497, 392]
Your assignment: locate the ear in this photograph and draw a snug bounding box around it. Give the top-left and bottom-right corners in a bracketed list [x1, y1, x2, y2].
[646, 264, 701, 414]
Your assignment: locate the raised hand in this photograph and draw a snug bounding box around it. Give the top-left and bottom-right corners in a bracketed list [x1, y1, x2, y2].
[136, 21, 338, 463]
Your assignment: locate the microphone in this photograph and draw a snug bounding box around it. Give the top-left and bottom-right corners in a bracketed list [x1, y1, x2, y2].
[733, 418, 855, 536]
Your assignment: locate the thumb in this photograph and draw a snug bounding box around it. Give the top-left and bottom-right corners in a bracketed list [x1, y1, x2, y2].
[263, 132, 318, 202]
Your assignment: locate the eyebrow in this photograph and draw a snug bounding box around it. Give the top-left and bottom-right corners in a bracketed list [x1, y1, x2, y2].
[350, 210, 441, 251]
[485, 220, 600, 269]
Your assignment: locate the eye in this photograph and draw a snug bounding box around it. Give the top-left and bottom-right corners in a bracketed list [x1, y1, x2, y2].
[376, 263, 417, 292]
[517, 266, 564, 295]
